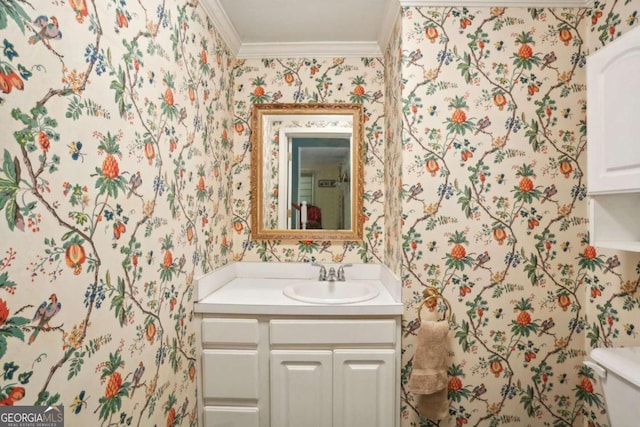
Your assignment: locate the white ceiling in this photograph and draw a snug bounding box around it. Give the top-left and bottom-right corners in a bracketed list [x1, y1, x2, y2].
[201, 0, 593, 58]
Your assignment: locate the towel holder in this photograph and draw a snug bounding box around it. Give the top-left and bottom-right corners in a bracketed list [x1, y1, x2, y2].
[418, 287, 452, 322]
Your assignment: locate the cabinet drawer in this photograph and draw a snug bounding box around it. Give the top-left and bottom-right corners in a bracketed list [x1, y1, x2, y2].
[270, 319, 396, 345]
[201, 318, 259, 345]
[202, 350, 259, 399]
[203, 406, 259, 427]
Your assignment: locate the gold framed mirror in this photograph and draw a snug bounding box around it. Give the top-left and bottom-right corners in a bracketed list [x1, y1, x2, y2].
[250, 103, 364, 241]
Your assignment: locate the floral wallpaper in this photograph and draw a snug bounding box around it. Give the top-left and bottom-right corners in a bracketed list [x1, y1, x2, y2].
[0, 0, 232, 425]
[384, 15, 405, 277]
[230, 57, 386, 263]
[2, 0, 640, 426]
[395, 3, 640, 427]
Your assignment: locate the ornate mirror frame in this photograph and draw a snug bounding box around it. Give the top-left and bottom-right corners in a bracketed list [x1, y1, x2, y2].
[250, 103, 364, 241]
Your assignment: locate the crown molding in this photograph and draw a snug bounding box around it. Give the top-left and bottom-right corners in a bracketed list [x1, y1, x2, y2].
[237, 42, 382, 59]
[400, 0, 594, 6]
[379, 0, 402, 54]
[201, 0, 596, 59]
[199, 0, 241, 55]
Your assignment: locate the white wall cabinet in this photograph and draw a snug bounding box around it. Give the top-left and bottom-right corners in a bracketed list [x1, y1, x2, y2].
[197, 316, 400, 427]
[587, 25, 640, 251]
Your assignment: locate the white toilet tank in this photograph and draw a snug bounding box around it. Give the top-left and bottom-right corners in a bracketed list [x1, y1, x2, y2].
[587, 346, 640, 427]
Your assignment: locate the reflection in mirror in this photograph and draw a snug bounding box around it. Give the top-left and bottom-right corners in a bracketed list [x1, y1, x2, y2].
[250, 103, 363, 241]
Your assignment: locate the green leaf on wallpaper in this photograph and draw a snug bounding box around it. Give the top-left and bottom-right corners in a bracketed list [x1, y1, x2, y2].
[110, 66, 127, 118]
[2, 150, 16, 181]
[586, 323, 601, 347]
[110, 275, 127, 327]
[0, 177, 17, 197]
[457, 186, 473, 219]
[68, 351, 85, 380]
[454, 320, 474, 352]
[2, 325, 24, 342]
[10, 108, 33, 126]
[0, 271, 16, 290]
[34, 391, 60, 407]
[524, 254, 539, 286]
[0, 336, 6, 359]
[457, 52, 473, 84]
[521, 385, 538, 417]
[61, 230, 76, 241]
[4, 198, 17, 231]
[30, 105, 46, 118]
[0, 0, 31, 33]
[66, 97, 82, 120]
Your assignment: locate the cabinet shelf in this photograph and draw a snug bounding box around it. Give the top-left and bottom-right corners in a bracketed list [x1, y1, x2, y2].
[589, 194, 640, 252]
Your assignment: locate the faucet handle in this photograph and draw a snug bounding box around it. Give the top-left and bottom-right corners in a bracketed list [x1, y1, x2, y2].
[337, 263, 353, 281]
[312, 262, 327, 281]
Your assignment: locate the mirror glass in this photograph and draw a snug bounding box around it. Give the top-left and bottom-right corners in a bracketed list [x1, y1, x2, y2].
[250, 103, 363, 241]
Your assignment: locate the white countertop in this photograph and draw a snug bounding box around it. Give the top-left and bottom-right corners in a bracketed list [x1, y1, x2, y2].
[194, 262, 403, 316]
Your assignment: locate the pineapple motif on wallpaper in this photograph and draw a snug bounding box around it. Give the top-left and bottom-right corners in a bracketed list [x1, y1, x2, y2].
[1, 1, 233, 425]
[1, 0, 640, 426]
[396, 5, 640, 427]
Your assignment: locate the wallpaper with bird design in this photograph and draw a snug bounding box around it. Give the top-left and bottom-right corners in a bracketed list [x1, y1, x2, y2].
[390, 4, 640, 427]
[1, 0, 640, 427]
[0, 0, 233, 425]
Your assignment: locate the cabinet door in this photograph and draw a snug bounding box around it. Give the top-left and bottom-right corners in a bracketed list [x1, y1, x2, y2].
[587, 26, 640, 194]
[202, 349, 259, 400]
[333, 349, 396, 427]
[203, 406, 259, 427]
[270, 350, 332, 427]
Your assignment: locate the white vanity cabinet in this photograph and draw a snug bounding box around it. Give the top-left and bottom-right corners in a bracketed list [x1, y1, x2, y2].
[194, 262, 404, 427]
[199, 318, 262, 427]
[197, 316, 400, 427]
[269, 319, 397, 427]
[587, 25, 640, 251]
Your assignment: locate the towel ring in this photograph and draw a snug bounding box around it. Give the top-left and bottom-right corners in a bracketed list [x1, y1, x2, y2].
[418, 287, 452, 322]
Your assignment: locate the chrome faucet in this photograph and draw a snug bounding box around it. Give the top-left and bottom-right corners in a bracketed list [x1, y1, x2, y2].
[312, 263, 352, 282]
[312, 262, 326, 281]
[326, 267, 338, 282]
[337, 263, 352, 281]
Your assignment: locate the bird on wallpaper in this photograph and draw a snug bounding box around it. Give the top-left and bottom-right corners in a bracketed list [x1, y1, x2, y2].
[408, 182, 423, 198]
[271, 90, 282, 102]
[538, 317, 555, 336]
[604, 255, 620, 273]
[541, 51, 557, 69]
[474, 116, 491, 135]
[180, 398, 189, 416]
[541, 184, 557, 203]
[403, 318, 421, 337]
[371, 189, 383, 203]
[29, 293, 61, 344]
[29, 16, 62, 47]
[408, 49, 423, 63]
[372, 90, 383, 102]
[470, 383, 487, 401]
[130, 361, 145, 397]
[473, 251, 490, 270]
[127, 171, 142, 199]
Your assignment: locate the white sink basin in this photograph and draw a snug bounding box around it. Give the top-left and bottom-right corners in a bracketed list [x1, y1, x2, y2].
[283, 281, 380, 304]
